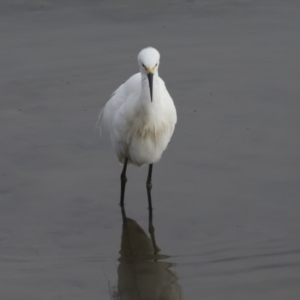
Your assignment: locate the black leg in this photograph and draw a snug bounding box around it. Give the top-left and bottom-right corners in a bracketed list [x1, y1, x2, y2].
[148, 204, 159, 254]
[120, 158, 128, 207]
[146, 164, 153, 210]
[147, 164, 158, 253]
[121, 205, 127, 225]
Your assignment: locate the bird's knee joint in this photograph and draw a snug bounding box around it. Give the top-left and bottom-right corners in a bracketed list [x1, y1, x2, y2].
[121, 175, 127, 183]
[146, 181, 152, 190]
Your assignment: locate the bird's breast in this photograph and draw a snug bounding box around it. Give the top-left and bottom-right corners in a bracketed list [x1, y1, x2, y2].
[128, 113, 170, 145]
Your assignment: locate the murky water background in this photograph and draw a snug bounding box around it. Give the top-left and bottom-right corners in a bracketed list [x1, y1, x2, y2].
[1, 0, 300, 299]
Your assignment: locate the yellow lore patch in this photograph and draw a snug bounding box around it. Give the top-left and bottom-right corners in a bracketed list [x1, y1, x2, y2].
[145, 66, 156, 73]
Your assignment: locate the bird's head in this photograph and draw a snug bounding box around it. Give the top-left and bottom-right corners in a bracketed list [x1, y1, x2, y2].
[138, 47, 160, 102]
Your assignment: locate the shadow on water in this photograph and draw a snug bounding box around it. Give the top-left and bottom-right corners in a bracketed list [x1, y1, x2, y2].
[110, 206, 184, 300]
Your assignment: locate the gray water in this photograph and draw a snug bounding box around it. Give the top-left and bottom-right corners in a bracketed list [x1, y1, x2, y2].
[1, 0, 300, 299]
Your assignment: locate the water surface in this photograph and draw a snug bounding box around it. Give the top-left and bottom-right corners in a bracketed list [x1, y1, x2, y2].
[1, 0, 300, 299]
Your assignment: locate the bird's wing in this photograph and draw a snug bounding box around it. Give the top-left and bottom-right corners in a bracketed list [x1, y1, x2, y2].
[159, 78, 177, 138]
[100, 73, 141, 134]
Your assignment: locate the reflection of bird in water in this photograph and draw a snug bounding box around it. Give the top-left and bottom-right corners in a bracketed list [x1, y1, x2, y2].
[99, 47, 177, 207]
[112, 207, 184, 300]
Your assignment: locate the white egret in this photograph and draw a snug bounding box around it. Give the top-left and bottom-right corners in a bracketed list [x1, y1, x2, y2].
[99, 47, 177, 207]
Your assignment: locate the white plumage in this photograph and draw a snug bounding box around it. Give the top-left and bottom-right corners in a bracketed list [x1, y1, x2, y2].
[99, 47, 177, 206]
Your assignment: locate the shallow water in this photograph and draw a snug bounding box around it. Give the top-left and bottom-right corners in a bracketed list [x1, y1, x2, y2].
[1, 0, 300, 299]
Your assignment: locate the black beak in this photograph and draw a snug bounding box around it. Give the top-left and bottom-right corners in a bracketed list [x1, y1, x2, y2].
[147, 73, 153, 102]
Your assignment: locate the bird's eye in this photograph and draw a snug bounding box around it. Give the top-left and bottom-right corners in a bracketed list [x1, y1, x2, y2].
[142, 64, 146, 68]
[155, 63, 158, 67]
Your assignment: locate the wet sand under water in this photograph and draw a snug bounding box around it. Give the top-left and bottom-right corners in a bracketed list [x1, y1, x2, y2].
[1, 0, 300, 299]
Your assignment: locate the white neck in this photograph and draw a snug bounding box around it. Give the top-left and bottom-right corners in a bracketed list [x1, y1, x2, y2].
[140, 72, 160, 101]
[138, 72, 162, 123]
